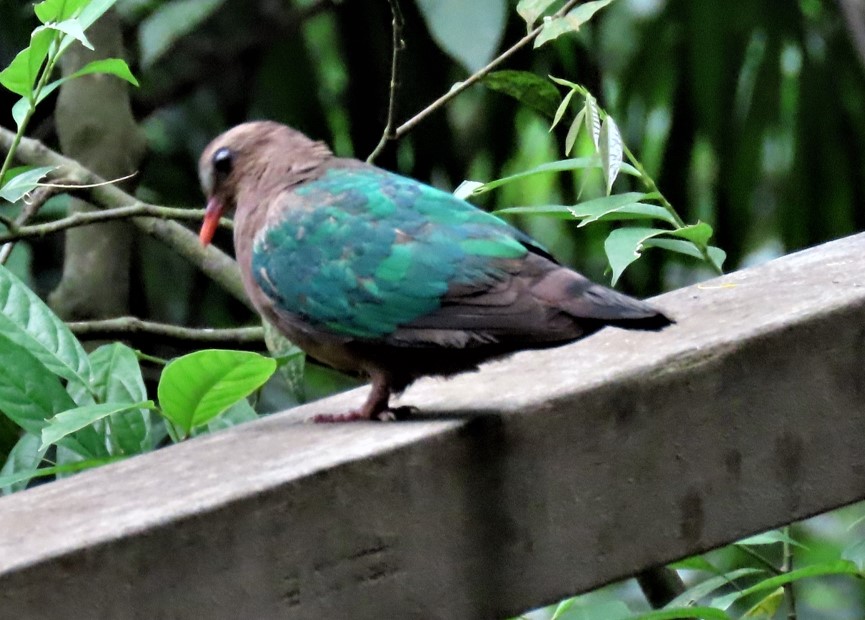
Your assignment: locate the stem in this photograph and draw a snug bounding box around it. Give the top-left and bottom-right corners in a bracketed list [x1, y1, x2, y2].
[782, 525, 797, 620]
[393, 0, 583, 140]
[68, 317, 265, 347]
[366, 0, 405, 163]
[0, 204, 232, 244]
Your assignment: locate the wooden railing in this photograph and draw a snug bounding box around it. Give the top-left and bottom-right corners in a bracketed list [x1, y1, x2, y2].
[1, 233, 864, 619]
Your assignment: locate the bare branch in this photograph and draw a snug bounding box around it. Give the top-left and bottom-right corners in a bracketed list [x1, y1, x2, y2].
[393, 0, 582, 140]
[0, 184, 61, 263]
[366, 0, 405, 163]
[0, 126, 252, 311]
[68, 316, 265, 348]
[0, 204, 232, 244]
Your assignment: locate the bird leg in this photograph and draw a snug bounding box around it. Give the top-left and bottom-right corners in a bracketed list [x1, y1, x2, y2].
[313, 373, 411, 422]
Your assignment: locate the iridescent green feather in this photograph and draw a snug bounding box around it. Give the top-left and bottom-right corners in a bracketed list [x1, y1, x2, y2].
[251, 166, 532, 339]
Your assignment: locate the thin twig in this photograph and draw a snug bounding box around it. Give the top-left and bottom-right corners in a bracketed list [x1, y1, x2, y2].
[68, 317, 264, 347]
[0, 185, 58, 263]
[393, 0, 582, 140]
[782, 525, 797, 620]
[0, 204, 232, 244]
[367, 0, 405, 163]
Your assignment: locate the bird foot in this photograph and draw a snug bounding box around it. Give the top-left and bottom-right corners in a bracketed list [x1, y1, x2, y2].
[312, 406, 417, 423]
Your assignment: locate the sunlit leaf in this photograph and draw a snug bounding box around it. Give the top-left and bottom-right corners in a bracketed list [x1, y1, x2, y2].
[158, 349, 276, 439]
[534, 1, 615, 48]
[738, 529, 808, 549]
[482, 70, 561, 119]
[41, 401, 154, 450]
[453, 180, 485, 199]
[632, 608, 731, 620]
[599, 115, 623, 194]
[517, 0, 561, 29]
[0, 166, 56, 202]
[0, 28, 54, 98]
[34, 0, 90, 22]
[47, 18, 93, 50]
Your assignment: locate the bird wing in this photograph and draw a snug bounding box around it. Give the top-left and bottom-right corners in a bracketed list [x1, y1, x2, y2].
[251, 163, 664, 350]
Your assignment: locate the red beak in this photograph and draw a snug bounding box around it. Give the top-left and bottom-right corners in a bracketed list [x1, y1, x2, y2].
[199, 197, 224, 246]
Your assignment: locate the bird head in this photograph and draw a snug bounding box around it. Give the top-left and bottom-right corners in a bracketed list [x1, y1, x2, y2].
[198, 121, 333, 246]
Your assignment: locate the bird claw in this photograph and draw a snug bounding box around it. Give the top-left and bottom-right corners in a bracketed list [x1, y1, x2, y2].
[311, 405, 418, 423]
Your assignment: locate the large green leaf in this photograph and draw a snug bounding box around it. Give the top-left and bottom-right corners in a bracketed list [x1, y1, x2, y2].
[157, 349, 276, 439]
[0, 333, 77, 435]
[88, 343, 152, 455]
[34, 0, 91, 22]
[416, 0, 507, 72]
[41, 401, 154, 450]
[0, 263, 92, 390]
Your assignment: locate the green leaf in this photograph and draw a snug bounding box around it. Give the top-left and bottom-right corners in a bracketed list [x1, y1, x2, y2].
[47, 18, 93, 50]
[0, 166, 56, 202]
[34, 0, 90, 22]
[137, 0, 226, 68]
[599, 115, 623, 194]
[632, 608, 731, 620]
[668, 222, 714, 247]
[41, 401, 154, 450]
[0, 455, 121, 489]
[742, 587, 783, 618]
[669, 556, 721, 573]
[573, 201, 674, 227]
[711, 560, 862, 610]
[738, 529, 808, 549]
[495, 204, 580, 218]
[843, 537, 865, 571]
[88, 343, 151, 455]
[0, 263, 93, 389]
[604, 226, 668, 285]
[516, 0, 561, 29]
[554, 600, 631, 620]
[11, 97, 29, 130]
[482, 70, 561, 119]
[263, 319, 305, 403]
[72, 0, 119, 32]
[585, 95, 601, 148]
[0, 28, 54, 98]
[481, 157, 603, 193]
[665, 568, 765, 608]
[157, 349, 276, 438]
[0, 333, 76, 435]
[534, 1, 615, 48]
[453, 180, 485, 199]
[416, 0, 507, 73]
[551, 87, 576, 131]
[69, 57, 138, 86]
[0, 433, 47, 495]
[565, 107, 585, 155]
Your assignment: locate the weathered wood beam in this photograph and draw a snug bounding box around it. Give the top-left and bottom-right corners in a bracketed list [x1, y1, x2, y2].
[1, 233, 864, 619]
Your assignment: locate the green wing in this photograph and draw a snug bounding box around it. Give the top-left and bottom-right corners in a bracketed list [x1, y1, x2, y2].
[251, 165, 530, 339]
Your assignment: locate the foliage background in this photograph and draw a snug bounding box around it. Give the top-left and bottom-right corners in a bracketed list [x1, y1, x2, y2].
[1, 0, 865, 618]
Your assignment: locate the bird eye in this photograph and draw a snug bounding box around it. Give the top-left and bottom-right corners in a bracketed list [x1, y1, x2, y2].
[212, 147, 233, 177]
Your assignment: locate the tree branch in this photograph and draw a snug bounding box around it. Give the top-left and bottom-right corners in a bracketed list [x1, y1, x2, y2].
[366, 0, 405, 163]
[393, 0, 582, 141]
[68, 317, 264, 348]
[0, 126, 252, 311]
[0, 204, 232, 244]
[0, 184, 60, 263]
